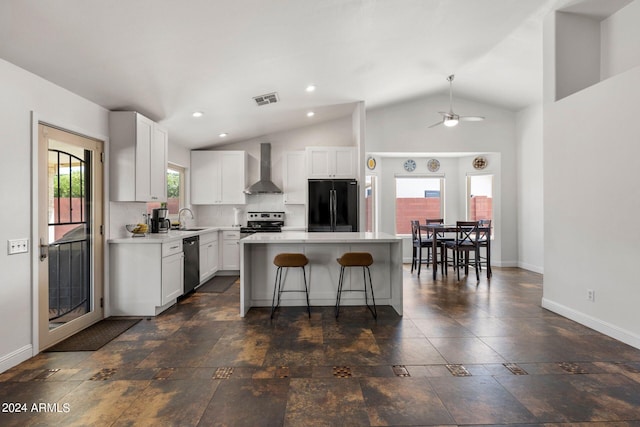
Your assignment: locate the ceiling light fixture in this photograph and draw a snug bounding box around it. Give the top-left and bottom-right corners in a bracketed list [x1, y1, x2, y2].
[306, 111, 315, 117]
[192, 111, 204, 118]
[306, 85, 316, 92]
[443, 117, 459, 127]
[219, 133, 228, 138]
[429, 75, 485, 128]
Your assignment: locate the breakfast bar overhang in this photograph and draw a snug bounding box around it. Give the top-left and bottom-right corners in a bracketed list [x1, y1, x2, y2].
[240, 232, 403, 316]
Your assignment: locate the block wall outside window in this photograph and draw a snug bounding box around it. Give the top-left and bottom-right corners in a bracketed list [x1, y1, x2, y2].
[395, 176, 444, 235]
[469, 196, 493, 222]
[396, 198, 442, 234]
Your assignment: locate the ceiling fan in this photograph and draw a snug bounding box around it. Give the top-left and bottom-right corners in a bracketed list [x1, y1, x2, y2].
[429, 74, 485, 128]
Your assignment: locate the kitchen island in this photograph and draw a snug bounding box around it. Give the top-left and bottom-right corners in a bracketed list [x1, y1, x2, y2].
[240, 231, 403, 316]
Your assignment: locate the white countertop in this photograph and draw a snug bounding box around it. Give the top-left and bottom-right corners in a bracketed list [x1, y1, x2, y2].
[108, 226, 240, 244]
[241, 231, 401, 244]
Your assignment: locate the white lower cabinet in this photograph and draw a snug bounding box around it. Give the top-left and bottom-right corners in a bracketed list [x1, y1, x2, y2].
[110, 241, 184, 316]
[161, 251, 184, 305]
[199, 231, 219, 282]
[221, 230, 240, 270]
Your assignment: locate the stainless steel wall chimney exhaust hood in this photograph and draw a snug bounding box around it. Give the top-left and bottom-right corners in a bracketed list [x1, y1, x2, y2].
[244, 143, 283, 194]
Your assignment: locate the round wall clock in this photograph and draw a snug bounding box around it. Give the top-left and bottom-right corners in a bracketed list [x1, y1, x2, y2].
[427, 158, 440, 172]
[366, 156, 376, 170]
[473, 156, 488, 170]
[403, 159, 416, 172]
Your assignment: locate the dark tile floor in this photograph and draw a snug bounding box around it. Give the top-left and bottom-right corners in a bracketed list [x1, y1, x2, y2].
[3, 266, 640, 426]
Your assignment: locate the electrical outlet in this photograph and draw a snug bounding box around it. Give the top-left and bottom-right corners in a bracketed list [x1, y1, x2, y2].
[587, 289, 595, 302]
[8, 238, 29, 255]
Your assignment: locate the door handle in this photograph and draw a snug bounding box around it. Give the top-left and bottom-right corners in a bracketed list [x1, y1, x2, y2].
[329, 189, 334, 229]
[39, 238, 49, 262]
[331, 190, 337, 230]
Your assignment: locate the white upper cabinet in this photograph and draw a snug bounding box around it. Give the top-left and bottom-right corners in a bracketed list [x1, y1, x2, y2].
[282, 151, 306, 204]
[306, 146, 356, 179]
[109, 111, 167, 202]
[191, 150, 247, 204]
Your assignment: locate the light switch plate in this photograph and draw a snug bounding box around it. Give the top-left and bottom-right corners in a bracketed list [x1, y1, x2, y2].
[8, 238, 29, 255]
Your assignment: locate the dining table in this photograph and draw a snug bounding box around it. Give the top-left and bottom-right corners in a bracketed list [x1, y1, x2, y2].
[420, 223, 492, 280]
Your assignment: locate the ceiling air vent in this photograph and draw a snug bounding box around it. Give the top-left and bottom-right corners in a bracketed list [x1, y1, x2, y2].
[253, 92, 279, 106]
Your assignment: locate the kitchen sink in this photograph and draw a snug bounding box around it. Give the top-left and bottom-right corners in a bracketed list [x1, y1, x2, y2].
[181, 227, 206, 231]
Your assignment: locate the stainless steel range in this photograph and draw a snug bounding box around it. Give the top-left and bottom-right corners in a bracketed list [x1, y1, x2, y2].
[240, 211, 284, 238]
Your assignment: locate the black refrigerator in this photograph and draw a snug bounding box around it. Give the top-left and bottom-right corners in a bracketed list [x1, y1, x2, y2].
[308, 179, 358, 232]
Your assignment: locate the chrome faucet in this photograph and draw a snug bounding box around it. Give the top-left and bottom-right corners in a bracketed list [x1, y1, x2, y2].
[178, 208, 194, 230]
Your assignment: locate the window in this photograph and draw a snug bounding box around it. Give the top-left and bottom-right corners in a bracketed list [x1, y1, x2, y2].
[395, 176, 444, 234]
[147, 163, 185, 217]
[467, 174, 493, 235]
[365, 175, 377, 232]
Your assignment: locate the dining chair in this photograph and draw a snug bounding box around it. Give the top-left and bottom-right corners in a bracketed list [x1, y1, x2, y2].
[425, 218, 449, 274]
[410, 220, 432, 276]
[477, 219, 492, 277]
[444, 221, 481, 281]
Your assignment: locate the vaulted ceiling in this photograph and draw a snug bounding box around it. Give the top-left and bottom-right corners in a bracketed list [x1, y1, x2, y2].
[1, 0, 571, 149]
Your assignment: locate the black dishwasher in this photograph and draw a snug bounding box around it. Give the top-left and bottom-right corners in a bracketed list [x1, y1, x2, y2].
[182, 235, 200, 294]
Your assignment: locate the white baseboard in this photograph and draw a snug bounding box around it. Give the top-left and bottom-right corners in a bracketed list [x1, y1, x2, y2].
[0, 345, 33, 374]
[518, 261, 544, 274]
[542, 298, 640, 350]
[496, 260, 518, 268]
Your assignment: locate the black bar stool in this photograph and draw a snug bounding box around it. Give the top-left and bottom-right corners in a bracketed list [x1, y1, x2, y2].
[335, 252, 377, 319]
[271, 253, 310, 319]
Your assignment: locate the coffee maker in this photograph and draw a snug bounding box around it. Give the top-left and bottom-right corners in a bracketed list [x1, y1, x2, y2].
[151, 208, 170, 233]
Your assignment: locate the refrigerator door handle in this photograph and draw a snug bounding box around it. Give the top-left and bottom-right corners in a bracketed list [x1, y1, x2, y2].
[330, 189, 337, 231]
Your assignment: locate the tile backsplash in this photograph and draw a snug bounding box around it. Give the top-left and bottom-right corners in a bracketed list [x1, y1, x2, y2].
[109, 194, 306, 239]
[109, 202, 148, 238]
[195, 194, 305, 227]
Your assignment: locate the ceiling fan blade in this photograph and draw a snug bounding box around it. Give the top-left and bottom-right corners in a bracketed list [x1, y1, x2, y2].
[459, 116, 485, 122]
[428, 120, 443, 128]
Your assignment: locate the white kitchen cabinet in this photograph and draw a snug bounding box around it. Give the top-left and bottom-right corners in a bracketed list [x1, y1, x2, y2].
[110, 240, 183, 316]
[161, 251, 184, 305]
[199, 231, 219, 282]
[306, 146, 356, 179]
[191, 150, 247, 204]
[221, 230, 240, 270]
[282, 151, 306, 204]
[109, 111, 168, 202]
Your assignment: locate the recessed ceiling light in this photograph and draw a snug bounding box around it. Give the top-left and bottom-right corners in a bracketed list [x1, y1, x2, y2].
[306, 111, 315, 117]
[305, 85, 316, 92]
[219, 133, 228, 138]
[192, 111, 204, 118]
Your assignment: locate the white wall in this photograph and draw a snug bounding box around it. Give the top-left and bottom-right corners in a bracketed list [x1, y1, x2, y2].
[0, 58, 109, 372]
[366, 95, 518, 267]
[600, 0, 640, 80]
[516, 104, 544, 273]
[195, 115, 354, 228]
[543, 2, 640, 348]
[554, 11, 601, 100]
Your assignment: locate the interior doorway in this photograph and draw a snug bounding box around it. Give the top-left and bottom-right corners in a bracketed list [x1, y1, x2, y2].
[37, 124, 104, 350]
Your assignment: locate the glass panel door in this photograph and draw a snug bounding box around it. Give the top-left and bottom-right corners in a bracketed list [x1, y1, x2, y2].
[38, 124, 104, 349]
